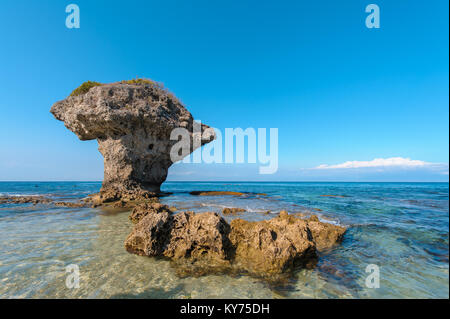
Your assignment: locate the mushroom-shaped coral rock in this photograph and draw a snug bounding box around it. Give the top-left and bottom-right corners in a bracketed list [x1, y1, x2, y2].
[50, 79, 215, 193]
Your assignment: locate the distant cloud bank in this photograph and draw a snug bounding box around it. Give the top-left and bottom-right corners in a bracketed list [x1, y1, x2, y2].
[314, 157, 432, 170]
[303, 157, 449, 180]
[165, 156, 449, 182]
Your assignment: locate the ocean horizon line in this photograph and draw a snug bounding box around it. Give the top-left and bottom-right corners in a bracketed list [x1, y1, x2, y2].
[0, 180, 448, 184]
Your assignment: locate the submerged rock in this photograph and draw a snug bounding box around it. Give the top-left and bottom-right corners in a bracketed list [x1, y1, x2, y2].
[85, 188, 162, 209]
[124, 208, 346, 280]
[222, 207, 246, 215]
[0, 195, 90, 208]
[53, 201, 91, 208]
[50, 79, 215, 197]
[190, 191, 245, 196]
[0, 195, 53, 205]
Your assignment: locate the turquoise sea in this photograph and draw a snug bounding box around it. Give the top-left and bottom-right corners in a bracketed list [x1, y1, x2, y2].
[0, 181, 448, 298]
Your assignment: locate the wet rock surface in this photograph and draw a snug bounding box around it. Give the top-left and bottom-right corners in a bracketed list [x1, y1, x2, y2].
[85, 188, 163, 209]
[50, 80, 215, 195]
[222, 207, 246, 215]
[125, 211, 233, 274]
[129, 202, 173, 224]
[0, 195, 90, 208]
[0, 195, 54, 205]
[306, 216, 346, 250]
[0, 191, 166, 210]
[124, 204, 346, 280]
[229, 215, 318, 276]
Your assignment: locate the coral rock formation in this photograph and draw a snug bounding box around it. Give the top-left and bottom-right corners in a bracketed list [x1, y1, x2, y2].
[306, 215, 346, 250]
[50, 80, 215, 195]
[0, 195, 90, 208]
[229, 215, 317, 275]
[129, 202, 173, 224]
[124, 207, 346, 279]
[222, 207, 246, 215]
[125, 211, 233, 274]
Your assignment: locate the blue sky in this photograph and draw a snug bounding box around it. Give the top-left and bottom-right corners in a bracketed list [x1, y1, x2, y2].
[0, 0, 448, 182]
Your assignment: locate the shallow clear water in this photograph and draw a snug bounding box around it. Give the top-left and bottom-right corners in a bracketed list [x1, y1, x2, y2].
[0, 181, 448, 298]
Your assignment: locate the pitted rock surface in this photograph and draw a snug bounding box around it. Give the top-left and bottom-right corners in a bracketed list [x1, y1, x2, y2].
[124, 209, 346, 279]
[51, 80, 215, 194]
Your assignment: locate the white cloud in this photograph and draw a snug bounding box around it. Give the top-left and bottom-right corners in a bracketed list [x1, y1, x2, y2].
[314, 157, 433, 170]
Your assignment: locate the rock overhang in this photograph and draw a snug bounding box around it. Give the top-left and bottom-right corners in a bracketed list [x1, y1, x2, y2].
[50, 80, 215, 193]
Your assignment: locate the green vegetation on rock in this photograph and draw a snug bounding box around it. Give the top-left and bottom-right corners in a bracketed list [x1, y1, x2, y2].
[70, 81, 102, 97]
[70, 78, 167, 97]
[120, 78, 154, 86]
